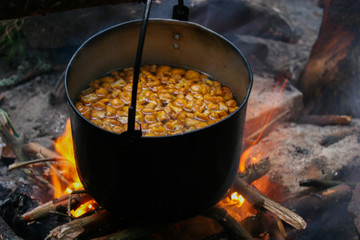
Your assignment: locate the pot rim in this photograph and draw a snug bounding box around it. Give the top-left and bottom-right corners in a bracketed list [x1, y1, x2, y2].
[65, 18, 253, 139]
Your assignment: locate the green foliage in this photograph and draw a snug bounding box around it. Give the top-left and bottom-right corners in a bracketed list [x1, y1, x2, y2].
[0, 19, 25, 61]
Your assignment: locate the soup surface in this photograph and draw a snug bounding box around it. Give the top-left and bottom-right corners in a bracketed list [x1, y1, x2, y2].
[75, 65, 239, 136]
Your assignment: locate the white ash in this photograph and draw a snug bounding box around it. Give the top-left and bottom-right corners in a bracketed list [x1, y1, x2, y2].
[243, 119, 360, 200]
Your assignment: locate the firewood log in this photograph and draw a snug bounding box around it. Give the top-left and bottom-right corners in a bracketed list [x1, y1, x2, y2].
[203, 206, 254, 240]
[232, 177, 307, 230]
[21, 193, 92, 221]
[284, 184, 352, 217]
[22, 142, 62, 159]
[298, 115, 352, 126]
[298, 0, 360, 117]
[46, 210, 111, 240]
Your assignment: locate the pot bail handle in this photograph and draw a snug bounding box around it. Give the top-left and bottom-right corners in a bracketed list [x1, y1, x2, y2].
[172, 0, 189, 21]
[127, 0, 152, 137]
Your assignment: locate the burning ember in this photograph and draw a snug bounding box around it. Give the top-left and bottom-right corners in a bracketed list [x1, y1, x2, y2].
[52, 119, 98, 217]
[229, 192, 245, 207]
[70, 199, 98, 218]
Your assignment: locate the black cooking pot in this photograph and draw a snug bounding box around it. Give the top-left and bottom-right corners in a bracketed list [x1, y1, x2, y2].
[65, 19, 253, 222]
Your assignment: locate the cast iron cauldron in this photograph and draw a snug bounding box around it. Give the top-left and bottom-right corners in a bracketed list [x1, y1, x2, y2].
[65, 19, 253, 222]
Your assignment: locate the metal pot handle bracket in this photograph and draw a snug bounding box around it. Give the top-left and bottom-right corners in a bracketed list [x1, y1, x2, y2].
[172, 0, 189, 21]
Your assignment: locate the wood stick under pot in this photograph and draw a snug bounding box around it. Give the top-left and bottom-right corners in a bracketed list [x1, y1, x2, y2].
[232, 177, 307, 230]
[46, 209, 111, 240]
[21, 192, 91, 222]
[203, 206, 254, 240]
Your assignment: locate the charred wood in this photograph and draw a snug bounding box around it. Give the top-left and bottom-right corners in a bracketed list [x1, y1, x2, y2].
[239, 213, 286, 240]
[259, 211, 286, 240]
[284, 184, 352, 217]
[0, 216, 23, 240]
[238, 216, 263, 239]
[21, 193, 92, 222]
[0, 184, 68, 240]
[299, 179, 342, 189]
[319, 129, 359, 147]
[298, 115, 352, 126]
[238, 157, 271, 184]
[203, 206, 254, 240]
[232, 177, 307, 230]
[320, 135, 347, 147]
[284, 184, 355, 239]
[46, 210, 111, 240]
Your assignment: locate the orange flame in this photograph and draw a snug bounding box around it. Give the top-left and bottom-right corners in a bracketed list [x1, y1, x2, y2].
[252, 176, 271, 194]
[240, 78, 288, 172]
[219, 190, 257, 222]
[239, 148, 263, 173]
[70, 199, 98, 218]
[52, 119, 83, 198]
[219, 77, 289, 222]
[230, 192, 245, 207]
[52, 119, 95, 217]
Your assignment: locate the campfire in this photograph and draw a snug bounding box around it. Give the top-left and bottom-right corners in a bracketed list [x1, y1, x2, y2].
[51, 119, 99, 218]
[1, 113, 307, 239]
[1, 0, 360, 239]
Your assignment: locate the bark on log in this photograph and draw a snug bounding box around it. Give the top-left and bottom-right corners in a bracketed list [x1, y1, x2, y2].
[297, 115, 352, 126]
[232, 177, 307, 230]
[298, 0, 360, 117]
[21, 193, 92, 222]
[319, 128, 359, 147]
[22, 142, 62, 159]
[299, 179, 342, 189]
[46, 210, 111, 240]
[238, 157, 271, 184]
[259, 211, 286, 240]
[284, 184, 352, 217]
[0, 0, 144, 20]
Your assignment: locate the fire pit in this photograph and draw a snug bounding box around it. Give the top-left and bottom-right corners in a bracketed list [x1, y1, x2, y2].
[0, 0, 360, 239]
